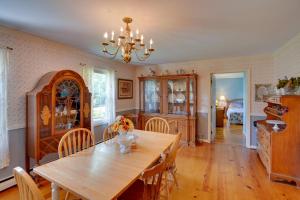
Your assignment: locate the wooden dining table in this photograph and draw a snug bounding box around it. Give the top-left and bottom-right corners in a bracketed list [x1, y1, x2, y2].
[33, 129, 176, 200]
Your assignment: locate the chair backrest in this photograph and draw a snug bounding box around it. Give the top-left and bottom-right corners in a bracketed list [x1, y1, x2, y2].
[141, 160, 167, 200]
[13, 167, 45, 200]
[145, 117, 170, 134]
[102, 123, 118, 142]
[166, 132, 182, 167]
[58, 128, 95, 158]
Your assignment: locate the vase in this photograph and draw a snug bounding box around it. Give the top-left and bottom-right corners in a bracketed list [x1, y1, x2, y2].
[117, 131, 133, 154]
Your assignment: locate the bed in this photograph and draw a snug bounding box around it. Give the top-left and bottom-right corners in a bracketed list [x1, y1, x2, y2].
[225, 99, 244, 125]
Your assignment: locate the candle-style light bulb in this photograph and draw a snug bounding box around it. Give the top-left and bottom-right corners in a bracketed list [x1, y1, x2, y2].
[118, 38, 121, 46]
[120, 27, 124, 36]
[130, 31, 133, 38]
[141, 34, 144, 44]
[104, 32, 108, 39]
[111, 31, 114, 40]
[136, 29, 139, 36]
[150, 38, 153, 49]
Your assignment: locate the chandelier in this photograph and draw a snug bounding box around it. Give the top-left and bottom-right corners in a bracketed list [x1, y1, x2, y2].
[101, 17, 155, 63]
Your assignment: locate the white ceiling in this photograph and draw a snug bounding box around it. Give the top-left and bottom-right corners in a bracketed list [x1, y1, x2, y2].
[1, 0, 300, 65]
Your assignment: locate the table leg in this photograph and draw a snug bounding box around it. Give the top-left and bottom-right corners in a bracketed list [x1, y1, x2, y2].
[51, 182, 60, 200]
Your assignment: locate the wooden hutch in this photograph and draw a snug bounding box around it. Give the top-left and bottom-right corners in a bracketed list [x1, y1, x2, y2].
[138, 74, 197, 146]
[26, 70, 91, 171]
[257, 95, 300, 187]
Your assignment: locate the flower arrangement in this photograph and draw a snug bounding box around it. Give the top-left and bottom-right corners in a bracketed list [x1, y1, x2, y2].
[112, 116, 134, 134]
[277, 76, 300, 89]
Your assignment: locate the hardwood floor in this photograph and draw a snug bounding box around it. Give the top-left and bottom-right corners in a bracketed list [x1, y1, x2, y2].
[170, 124, 300, 200]
[1, 126, 300, 200]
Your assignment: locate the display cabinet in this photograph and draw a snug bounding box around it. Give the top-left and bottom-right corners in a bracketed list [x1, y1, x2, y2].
[138, 74, 197, 146]
[257, 95, 300, 187]
[26, 70, 91, 171]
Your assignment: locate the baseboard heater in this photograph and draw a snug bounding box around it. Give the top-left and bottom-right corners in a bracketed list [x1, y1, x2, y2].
[0, 176, 16, 192]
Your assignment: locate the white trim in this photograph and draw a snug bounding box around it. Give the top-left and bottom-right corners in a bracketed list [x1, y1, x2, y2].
[116, 107, 137, 112]
[7, 124, 26, 131]
[250, 145, 257, 149]
[0, 178, 16, 192]
[250, 113, 266, 117]
[208, 69, 251, 149]
[245, 69, 251, 149]
[198, 139, 210, 143]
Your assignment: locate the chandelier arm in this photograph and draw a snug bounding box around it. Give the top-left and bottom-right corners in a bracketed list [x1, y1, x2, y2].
[133, 46, 144, 51]
[134, 50, 151, 61]
[103, 46, 121, 58]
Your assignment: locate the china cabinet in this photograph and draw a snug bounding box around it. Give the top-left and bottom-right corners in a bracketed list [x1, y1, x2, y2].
[26, 70, 91, 171]
[138, 74, 197, 146]
[257, 95, 300, 187]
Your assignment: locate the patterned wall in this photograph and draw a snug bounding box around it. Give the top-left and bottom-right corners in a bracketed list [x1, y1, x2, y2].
[0, 26, 137, 130]
[274, 32, 300, 79]
[135, 55, 274, 115]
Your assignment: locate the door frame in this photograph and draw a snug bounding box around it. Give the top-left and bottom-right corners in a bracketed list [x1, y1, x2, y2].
[208, 69, 251, 148]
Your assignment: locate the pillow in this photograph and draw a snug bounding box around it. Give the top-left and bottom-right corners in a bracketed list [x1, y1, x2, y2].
[229, 101, 243, 109]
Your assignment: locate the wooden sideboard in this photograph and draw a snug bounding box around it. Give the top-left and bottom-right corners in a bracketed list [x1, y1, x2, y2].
[26, 70, 91, 171]
[138, 74, 197, 146]
[257, 95, 300, 187]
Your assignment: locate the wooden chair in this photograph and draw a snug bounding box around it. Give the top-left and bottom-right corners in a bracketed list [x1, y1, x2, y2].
[118, 160, 167, 200]
[102, 123, 118, 142]
[58, 128, 95, 200]
[58, 128, 95, 158]
[145, 117, 170, 134]
[163, 132, 182, 198]
[13, 167, 46, 200]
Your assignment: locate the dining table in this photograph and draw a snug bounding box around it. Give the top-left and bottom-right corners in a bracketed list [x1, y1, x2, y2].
[33, 129, 176, 200]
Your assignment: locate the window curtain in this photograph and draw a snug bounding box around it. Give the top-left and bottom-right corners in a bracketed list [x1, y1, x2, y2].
[105, 69, 116, 124]
[0, 48, 9, 169]
[82, 66, 94, 133]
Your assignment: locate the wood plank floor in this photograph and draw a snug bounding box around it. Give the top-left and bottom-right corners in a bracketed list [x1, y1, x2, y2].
[1, 125, 300, 200]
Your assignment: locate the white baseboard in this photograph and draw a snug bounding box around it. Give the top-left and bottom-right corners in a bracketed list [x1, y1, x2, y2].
[0, 177, 16, 192]
[250, 145, 257, 149]
[198, 139, 210, 143]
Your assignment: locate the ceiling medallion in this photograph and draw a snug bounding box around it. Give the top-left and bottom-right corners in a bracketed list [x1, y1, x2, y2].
[101, 17, 155, 63]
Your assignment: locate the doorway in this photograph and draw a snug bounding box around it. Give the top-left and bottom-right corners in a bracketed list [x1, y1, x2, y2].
[209, 72, 249, 146]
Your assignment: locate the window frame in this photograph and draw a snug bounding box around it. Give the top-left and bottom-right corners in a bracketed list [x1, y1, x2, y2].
[92, 69, 109, 126]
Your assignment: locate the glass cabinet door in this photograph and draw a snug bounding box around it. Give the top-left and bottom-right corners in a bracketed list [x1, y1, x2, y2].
[55, 79, 81, 132]
[189, 78, 196, 116]
[144, 79, 161, 113]
[167, 79, 187, 115]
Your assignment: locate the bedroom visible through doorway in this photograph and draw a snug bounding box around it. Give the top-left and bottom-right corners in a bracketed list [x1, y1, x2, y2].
[211, 72, 245, 146]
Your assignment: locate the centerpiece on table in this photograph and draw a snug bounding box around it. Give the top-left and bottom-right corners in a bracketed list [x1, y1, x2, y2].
[112, 116, 137, 153]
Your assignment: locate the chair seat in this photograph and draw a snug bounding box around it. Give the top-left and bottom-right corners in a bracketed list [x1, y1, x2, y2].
[118, 179, 155, 200]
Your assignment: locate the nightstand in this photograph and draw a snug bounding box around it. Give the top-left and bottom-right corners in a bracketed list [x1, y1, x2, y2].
[216, 107, 225, 127]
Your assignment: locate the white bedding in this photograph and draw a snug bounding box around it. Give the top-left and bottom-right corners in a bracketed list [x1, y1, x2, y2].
[226, 106, 243, 119]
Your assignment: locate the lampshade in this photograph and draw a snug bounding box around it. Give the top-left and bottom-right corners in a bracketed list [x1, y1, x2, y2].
[219, 95, 226, 101]
[218, 95, 227, 107]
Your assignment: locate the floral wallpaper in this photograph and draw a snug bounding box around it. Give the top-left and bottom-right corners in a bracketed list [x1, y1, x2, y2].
[0, 26, 137, 130]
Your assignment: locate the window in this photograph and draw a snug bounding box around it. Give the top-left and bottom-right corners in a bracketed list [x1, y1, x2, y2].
[92, 70, 108, 124]
[0, 48, 9, 169]
[92, 69, 115, 125]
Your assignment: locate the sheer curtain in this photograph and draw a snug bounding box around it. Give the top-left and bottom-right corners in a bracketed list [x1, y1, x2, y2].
[82, 66, 94, 133]
[82, 66, 116, 126]
[0, 48, 9, 169]
[105, 69, 116, 124]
